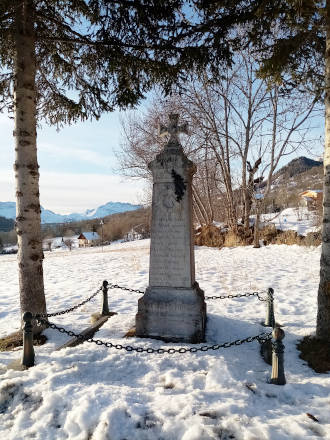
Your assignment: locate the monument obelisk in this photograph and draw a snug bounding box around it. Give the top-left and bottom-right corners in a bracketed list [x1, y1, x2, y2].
[135, 114, 206, 343]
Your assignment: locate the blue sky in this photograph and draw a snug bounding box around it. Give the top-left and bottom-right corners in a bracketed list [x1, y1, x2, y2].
[0, 111, 146, 214]
[0, 102, 325, 216]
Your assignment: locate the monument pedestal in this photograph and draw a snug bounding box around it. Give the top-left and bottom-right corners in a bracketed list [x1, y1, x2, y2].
[136, 282, 206, 343]
[135, 113, 206, 343]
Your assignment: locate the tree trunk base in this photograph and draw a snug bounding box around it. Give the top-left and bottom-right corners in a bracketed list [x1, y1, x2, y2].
[0, 330, 47, 352]
[297, 335, 330, 373]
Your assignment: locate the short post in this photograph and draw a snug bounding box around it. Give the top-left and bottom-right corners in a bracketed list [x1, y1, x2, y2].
[21, 312, 35, 368]
[264, 288, 275, 327]
[101, 280, 110, 315]
[270, 326, 286, 385]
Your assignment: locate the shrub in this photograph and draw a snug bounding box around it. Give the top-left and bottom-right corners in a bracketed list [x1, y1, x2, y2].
[223, 227, 254, 247]
[194, 223, 317, 248]
[195, 224, 254, 248]
[260, 224, 279, 245]
[303, 231, 322, 247]
[223, 230, 243, 247]
[195, 225, 225, 247]
[274, 230, 304, 245]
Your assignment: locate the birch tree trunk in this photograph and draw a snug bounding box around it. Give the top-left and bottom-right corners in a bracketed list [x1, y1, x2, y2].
[253, 201, 261, 248]
[317, 1, 330, 341]
[14, 0, 47, 327]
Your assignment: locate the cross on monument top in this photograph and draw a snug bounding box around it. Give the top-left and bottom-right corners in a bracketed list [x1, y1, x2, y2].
[159, 113, 188, 145]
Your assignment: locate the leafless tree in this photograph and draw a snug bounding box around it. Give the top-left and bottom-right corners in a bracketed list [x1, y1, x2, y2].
[119, 96, 218, 226]
[119, 52, 319, 232]
[64, 239, 74, 251]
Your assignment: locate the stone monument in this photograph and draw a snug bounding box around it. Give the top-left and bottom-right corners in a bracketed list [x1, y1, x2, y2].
[135, 113, 206, 343]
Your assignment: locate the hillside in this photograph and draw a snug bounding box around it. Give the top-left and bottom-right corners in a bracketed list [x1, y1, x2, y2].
[0, 201, 141, 224]
[273, 156, 322, 182]
[0, 215, 14, 232]
[269, 158, 323, 209]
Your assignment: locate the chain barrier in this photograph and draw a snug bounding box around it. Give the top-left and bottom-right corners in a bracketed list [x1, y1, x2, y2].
[36, 282, 269, 319]
[107, 283, 145, 294]
[35, 315, 271, 354]
[205, 291, 268, 301]
[40, 287, 102, 318]
[107, 282, 268, 302]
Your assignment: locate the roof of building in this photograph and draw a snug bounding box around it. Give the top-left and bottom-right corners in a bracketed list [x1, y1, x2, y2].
[78, 232, 100, 241]
[299, 190, 323, 198]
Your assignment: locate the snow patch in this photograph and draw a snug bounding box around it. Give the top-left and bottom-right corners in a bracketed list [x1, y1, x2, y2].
[0, 240, 328, 439]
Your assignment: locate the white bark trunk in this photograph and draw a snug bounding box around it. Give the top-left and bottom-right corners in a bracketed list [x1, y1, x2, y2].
[317, 0, 330, 340]
[14, 0, 47, 324]
[253, 202, 261, 248]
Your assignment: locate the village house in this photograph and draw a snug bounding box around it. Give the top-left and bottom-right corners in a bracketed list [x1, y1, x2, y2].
[77, 231, 100, 247]
[123, 223, 150, 242]
[299, 189, 323, 211]
[42, 235, 79, 251]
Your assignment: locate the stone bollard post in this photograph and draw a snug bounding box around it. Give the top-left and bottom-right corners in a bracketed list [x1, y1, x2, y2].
[270, 326, 286, 385]
[264, 288, 275, 328]
[21, 312, 35, 368]
[101, 280, 110, 316]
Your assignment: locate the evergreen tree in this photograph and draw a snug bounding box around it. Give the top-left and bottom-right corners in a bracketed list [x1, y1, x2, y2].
[199, 0, 329, 340]
[245, 1, 329, 342]
[0, 0, 241, 324]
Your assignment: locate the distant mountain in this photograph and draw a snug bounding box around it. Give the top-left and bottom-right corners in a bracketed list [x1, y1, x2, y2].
[0, 201, 142, 224]
[274, 156, 323, 182]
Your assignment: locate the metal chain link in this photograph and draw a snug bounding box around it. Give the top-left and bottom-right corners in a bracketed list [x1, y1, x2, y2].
[37, 283, 269, 319]
[35, 316, 271, 354]
[40, 287, 102, 317]
[107, 282, 268, 302]
[205, 291, 268, 301]
[107, 283, 145, 294]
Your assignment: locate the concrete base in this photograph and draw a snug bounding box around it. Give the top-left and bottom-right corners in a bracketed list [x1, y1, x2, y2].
[135, 282, 206, 343]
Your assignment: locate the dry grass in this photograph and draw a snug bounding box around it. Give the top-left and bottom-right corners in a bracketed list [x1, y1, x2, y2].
[303, 231, 322, 247]
[223, 231, 245, 247]
[259, 225, 279, 244]
[125, 327, 136, 337]
[297, 336, 330, 373]
[275, 230, 304, 245]
[195, 223, 321, 248]
[0, 331, 47, 352]
[195, 225, 225, 247]
[224, 226, 254, 247]
[195, 224, 254, 248]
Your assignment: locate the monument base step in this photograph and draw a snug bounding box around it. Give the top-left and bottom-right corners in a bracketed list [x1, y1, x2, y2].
[135, 283, 206, 343]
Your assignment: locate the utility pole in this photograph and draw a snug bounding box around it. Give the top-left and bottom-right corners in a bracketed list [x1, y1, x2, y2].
[100, 219, 104, 252]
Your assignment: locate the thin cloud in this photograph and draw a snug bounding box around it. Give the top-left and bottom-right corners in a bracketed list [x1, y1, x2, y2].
[0, 169, 146, 213]
[0, 113, 13, 128]
[39, 142, 111, 168]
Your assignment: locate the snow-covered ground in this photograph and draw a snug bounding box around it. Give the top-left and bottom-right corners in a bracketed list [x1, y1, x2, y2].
[0, 240, 328, 440]
[213, 207, 319, 237]
[261, 207, 320, 236]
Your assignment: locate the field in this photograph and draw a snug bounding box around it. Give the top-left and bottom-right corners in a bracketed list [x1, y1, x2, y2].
[0, 240, 329, 440]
